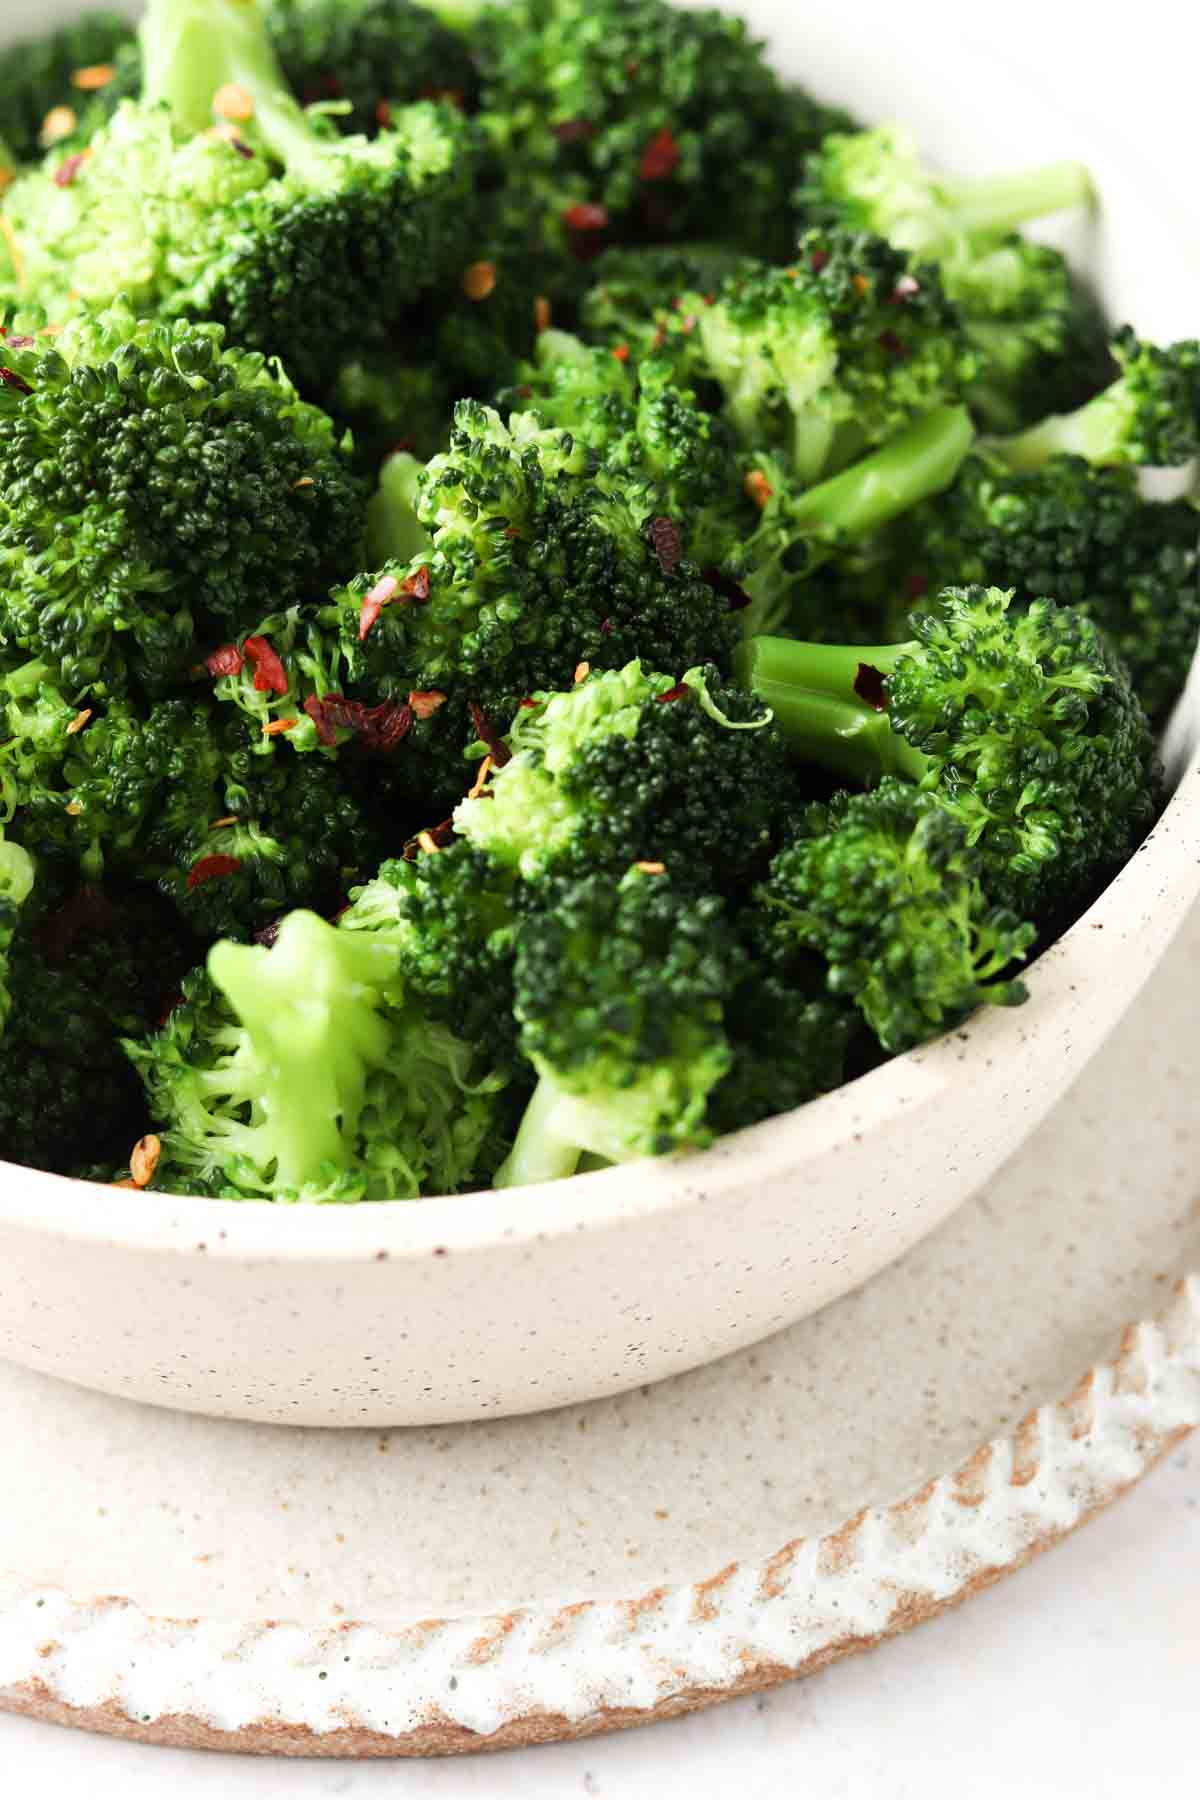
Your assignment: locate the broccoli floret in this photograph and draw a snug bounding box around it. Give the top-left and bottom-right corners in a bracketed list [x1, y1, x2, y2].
[703, 941, 854, 1137]
[759, 780, 1034, 1053]
[735, 585, 1161, 918]
[658, 232, 977, 483]
[0, 301, 364, 700]
[0, 833, 36, 1035]
[578, 243, 755, 355]
[332, 354, 455, 469]
[1, 869, 198, 1177]
[946, 239, 1114, 433]
[495, 865, 739, 1186]
[0, 11, 136, 165]
[1, 0, 481, 389]
[469, 0, 854, 262]
[886, 454, 1200, 726]
[797, 125, 1106, 433]
[452, 660, 791, 896]
[990, 329, 1200, 470]
[331, 399, 739, 807]
[126, 904, 508, 1200]
[269, 0, 480, 130]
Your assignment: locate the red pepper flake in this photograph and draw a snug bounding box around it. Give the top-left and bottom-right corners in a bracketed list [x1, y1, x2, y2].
[262, 717, 299, 736]
[376, 99, 393, 128]
[625, 59, 641, 76]
[462, 260, 498, 301]
[390, 436, 416, 455]
[552, 118, 595, 144]
[563, 202, 609, 232]
[357, 573, 400, 641]
[810, 247, 830, 274]
[634, 860, 666, 875]
[649, 516, 683, 575]
[639, 126, 680, 182]
[655, 682, 692, 705]
[853, 663, 889, 711]
[679, 313, 697, 335]
[878, 329, 909, 358]
[408, 688, 447, 720]
[72, 63, 118, 91]
[4, 335, 34, 350]
[418, 85, 466, 110]
[230, 137, 256, 161]
[303, 693, 414, 752]
[651, 326, 667, 352]
[405, 817, 457, 860]
[743, 468, 773, 510]
[611, 343, 630, 363]
[906, 573, 929, 598]
[243, 635, 289, 695]
[851, 273, 871, 297]
[188, 854, 243, 891]
[205, 642, 244, 678]
[254, 920, 282, 949]
[598, 616, 614, 636]
[534, 296, 552, 334]
[403, 565, 431, 602]
[702, 566, 753, 612]
[889, 274, 921, 303]
[54, 151, 91, 188]
[519, 697, 540, 710]
[0, 367, 33, 395]
[468, 701, 513, 768]
[503, 525, 522, 539]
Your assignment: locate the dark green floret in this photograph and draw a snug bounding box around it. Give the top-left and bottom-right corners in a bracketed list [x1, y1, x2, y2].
[468, 0, 855, 260]
[990, 329, 1200, 470]
[759, 779, 1034, 1053]
[269, 0, 481, 131]
[0, 302, 364, 701]
[735, 584, 1161, 918]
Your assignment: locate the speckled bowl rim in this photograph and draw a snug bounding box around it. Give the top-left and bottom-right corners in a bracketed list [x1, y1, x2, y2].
[1, 1275, 1195, 1756]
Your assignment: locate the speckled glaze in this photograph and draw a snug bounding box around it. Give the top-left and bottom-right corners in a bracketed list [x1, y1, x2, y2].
[1, 0, 1199, 1428]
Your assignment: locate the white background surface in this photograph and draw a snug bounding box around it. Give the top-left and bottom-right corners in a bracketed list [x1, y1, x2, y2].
[2, 0, 1198, 1792]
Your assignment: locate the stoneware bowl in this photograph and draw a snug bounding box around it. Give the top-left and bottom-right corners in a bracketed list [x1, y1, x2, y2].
[1, 0, 1198, 1428]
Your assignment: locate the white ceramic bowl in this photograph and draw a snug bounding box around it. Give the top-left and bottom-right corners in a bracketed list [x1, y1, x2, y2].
[1, 0, 1198, 1427]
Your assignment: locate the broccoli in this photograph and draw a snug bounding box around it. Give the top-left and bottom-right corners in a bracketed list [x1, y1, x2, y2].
[331, 353, 456, 469]
[0, 301, 364, 701]
[735, 585, 1161, 918]
[268, 0, 480, 131]
[797, 124, 1108, 433]
[989, 329, 1200, 470]
[1, 868, 198, 1177]
[652, 231, 977, 483]
[330, 398, 739, 808]
[451, 659, 793, 896]
[1, 0, 481, 389]
[126, 905, 508, 1200]
[881, 453, 1200, 726]
[495, 865, 739, 1186]
[0, 833, 36, 1035]
[468, 0, 855, 262]
[0, 10, 136, 165]
[759, 780, 1034, 1053]
[578, 243, 755, 355]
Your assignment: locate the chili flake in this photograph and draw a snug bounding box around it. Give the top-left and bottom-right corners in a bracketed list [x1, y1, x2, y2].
[71, 63, 117, 90]
[563, 202, 609, 232]
[129, 1135, 161, 1189]
[40, 106, 77, 147]
[188, 854, 243, 891]
[54, 151, 91, 188]
[611, 343, 630, 362]
[639, 127, 680, 182]
[574, 661, 591, 684]
[467, 755, 493, 800]
[809, 247, 830, 274]
[213, 83, 255, 122]
[408, 689, 447, 720]
[205, 643, 244, 678]
[358, 573, 400, 640]
[244, 635, 289, 696]
[552, 118, 594, 143]
[654, 683, 691, 705]
[468, 701, 513, 767]
[634, 860, 666, 874]
[649, 516, 682, 575]
[853, 662, 889, 711]
[66, 708, 92, 736]
[462, 260, 498, 301]
[0, 367, 33, 395]
[534, 296, 552, 333]
[702, 566, 752, 612]
[262, 717, 299, 736]
[376, 100, 393, 128]
[851, 273, 871, 296]
[743, 468, 773, 510]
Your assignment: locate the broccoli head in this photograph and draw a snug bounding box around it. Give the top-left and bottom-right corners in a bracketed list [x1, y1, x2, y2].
[735, 585, 1161, 919]
[991, 329, 1200, 470]
[0, 301, 364, 700]
[126, 905, 508, 1200]
[759, 780, 1034, 1053]
[470, 0, 855, 261]
[1, 0, 481, 389]
[657, 232, 977, 483]
[269, 0, 480, 130]
[578, 243, 755, 357]
[496, 865, 739, 1186]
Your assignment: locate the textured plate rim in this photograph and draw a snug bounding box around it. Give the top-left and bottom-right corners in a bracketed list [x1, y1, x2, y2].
[1, 1273, 1196, 1758]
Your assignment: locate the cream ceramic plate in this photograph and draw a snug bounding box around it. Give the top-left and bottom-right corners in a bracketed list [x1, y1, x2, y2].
[1, 890, 1198, 1755]
[1, 0, 1199, 1429]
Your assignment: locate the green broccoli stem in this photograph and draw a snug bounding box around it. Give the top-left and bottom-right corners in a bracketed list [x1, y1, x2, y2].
[988, 383, 1134, 471]
[141, 0, 342, 187]
[733, 636, 930, 783]
[365, 452, 432, 566]
[492, 1075, 584, 1189]
[790, 404, 975, 541]
[937, 161, 1092, 237]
